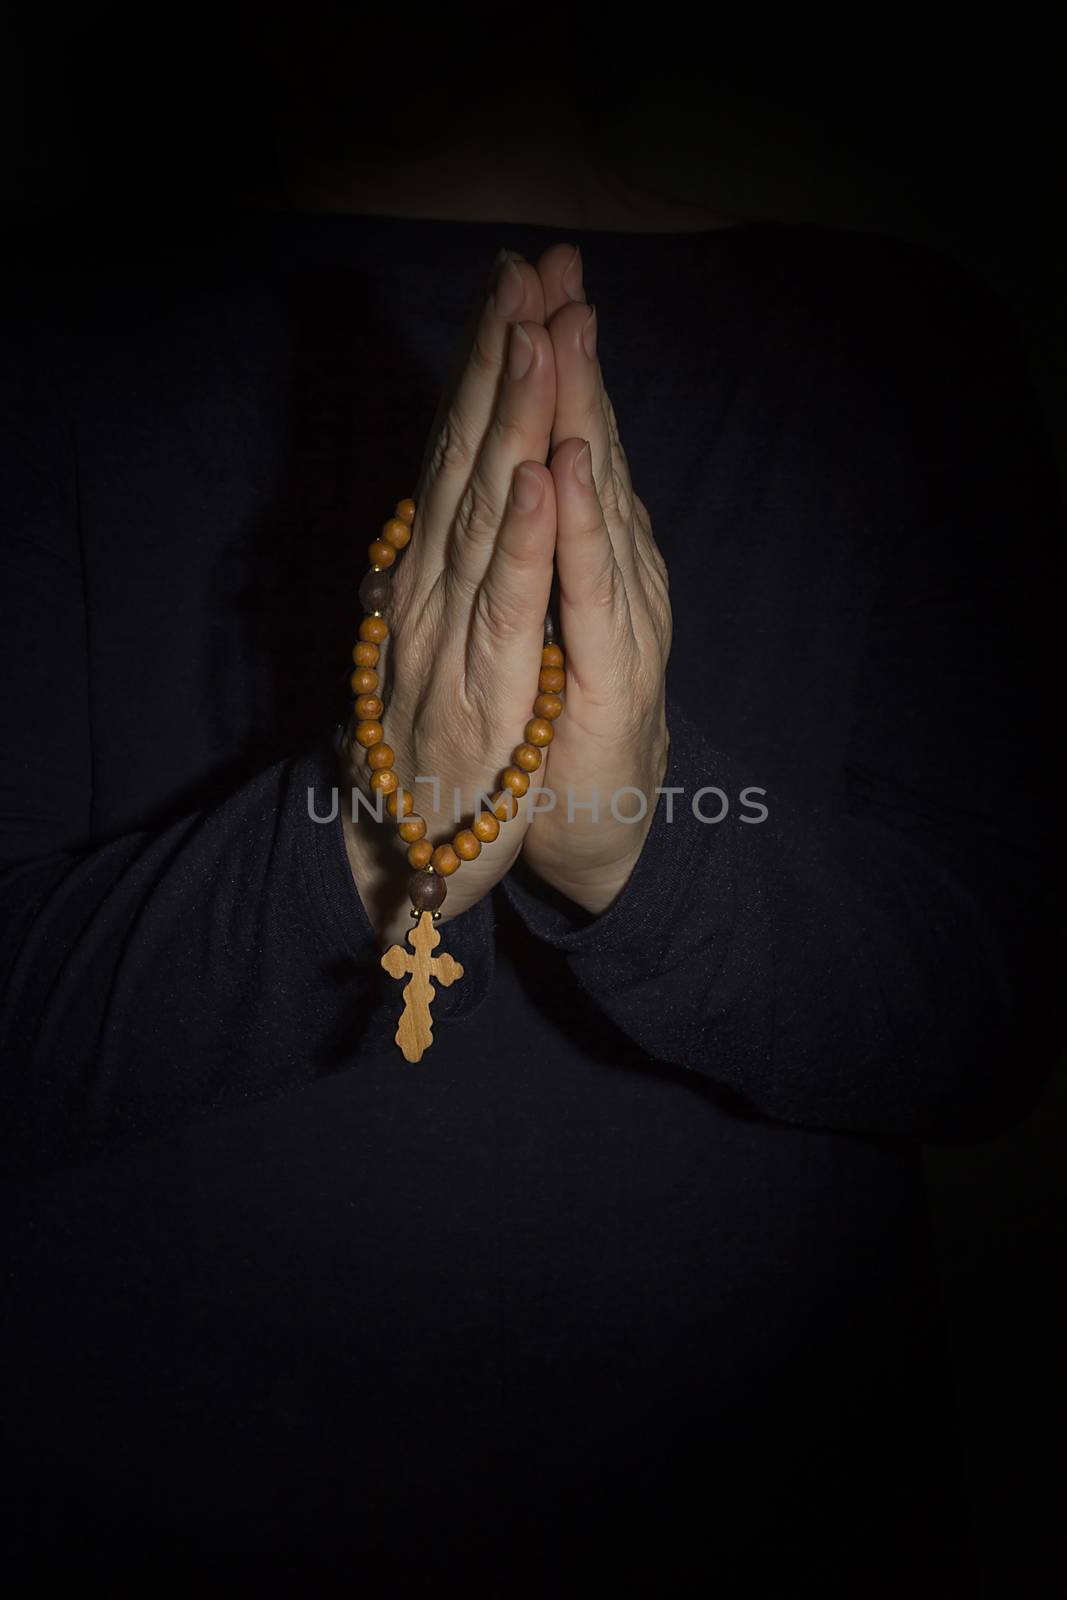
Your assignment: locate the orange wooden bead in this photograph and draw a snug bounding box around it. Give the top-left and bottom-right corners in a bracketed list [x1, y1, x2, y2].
[490, 790, 518, 822]
[513, 743, 542, 772]
[399, 815, 427, 844]
[387, 789, 415, 819]
[352, 641, 380, 667]
[453, 829, 482, 861]
[408, 839, 433, 869]
[539, 666, 566, 694]
[542, 644, 564, 668]
[501, 767, 530, 797]
[525, 718, 554, 747]
[354, 720, 384, 748]
[533, 692, 563, 721]
[382, 517, 411, 550]
[431, 843, 461, 877]
[354, 694, 383, 720]
[350, 667, 379, 695]
[360, 616, 389, 643]
[472, 811, 500, 843]
[370, 768, 399, 794]
[366, 743, 394, 771]
[368, 540, 396, 569]
[395, 498, 416, 526]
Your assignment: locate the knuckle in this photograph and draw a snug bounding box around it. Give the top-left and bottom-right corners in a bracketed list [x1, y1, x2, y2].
[431, 417, 473, 477]
[474, 581, 525, 643]
[457, 479, 498, 546]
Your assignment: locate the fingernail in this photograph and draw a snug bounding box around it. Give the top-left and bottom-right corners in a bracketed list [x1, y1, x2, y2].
[563, 245, 585, 303]
[513, 464, 543, 511]
[508, 323, 534, 381]
[581, 305, 598, 360]
[491, 259, 523, 317]
[574, 442, 593, 487]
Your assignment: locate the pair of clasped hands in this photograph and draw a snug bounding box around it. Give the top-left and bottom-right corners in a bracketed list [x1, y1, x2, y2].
[342, 244, 672, 948]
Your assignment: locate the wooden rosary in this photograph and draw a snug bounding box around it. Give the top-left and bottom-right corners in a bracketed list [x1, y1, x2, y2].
[348, 496, 565, 1063]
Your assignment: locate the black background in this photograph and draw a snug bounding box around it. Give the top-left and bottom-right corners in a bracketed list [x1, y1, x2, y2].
[3, 9, 1064, 1593]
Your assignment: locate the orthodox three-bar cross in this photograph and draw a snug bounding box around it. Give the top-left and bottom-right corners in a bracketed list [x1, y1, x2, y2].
[380, 911, 464, 1062]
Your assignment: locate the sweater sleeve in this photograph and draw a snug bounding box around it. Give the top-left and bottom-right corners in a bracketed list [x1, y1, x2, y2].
[0, 328, 492, 1179]
[503, 276, 1064, 1146]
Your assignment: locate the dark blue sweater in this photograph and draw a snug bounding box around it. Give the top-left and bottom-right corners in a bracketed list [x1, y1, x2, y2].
[0, 209, 1061, 1595]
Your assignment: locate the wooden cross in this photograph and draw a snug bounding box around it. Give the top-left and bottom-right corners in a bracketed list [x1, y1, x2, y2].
[380, 911, 464, 1063]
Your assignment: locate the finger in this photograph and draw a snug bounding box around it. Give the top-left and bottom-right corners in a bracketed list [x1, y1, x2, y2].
[550, 436, 634, 692]
[467, 461, 556, 710]
[547, 301, 640, 588]
[535, 240, 586, 319]
[414, 252, 547, 564]
[447, 320, 556, 595]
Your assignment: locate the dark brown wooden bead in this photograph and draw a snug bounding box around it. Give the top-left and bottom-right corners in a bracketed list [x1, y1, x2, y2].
[525, 718, 554, 747]
[408, 839, 433, 869]
[349, 667, 379, 696]
[533, 692, 563, 721]
[354, 694, 383, 720]
[370, 768, 398, 794]
[368, 540, 396, 569]
[490, 790, 518, 822]
[395, 498, 416, 527]
[542, 613, 556, 643]
[360, 616, 389, 643]
[366, 743, 394, 770]
[541, 644, 564, 668]
[513, 743, 542, 773]
[453, 829, 482, 861]
[382, 517, 411, 550]
[501, 767, 530, 797]
[472, 811, 500, 843]
[354, 720, 384, 748]
[539, 666, 566, 694]
[359, 570, 392, 613]
[387, 789, 414, 819]
[352, 641, 380, 667]
[431, 843, 461, 877]
[399, 815, 427, 844]
[410, 869, 447, 911]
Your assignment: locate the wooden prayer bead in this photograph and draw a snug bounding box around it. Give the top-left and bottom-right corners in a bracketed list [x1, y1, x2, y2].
[370, 769, 399, 794]
[352, 641, 380, 667]
[538, 666, 566, 694]
[431, 843, 461, 877]
[360, 616, 389, 644]
[490, 790, 518, 822]
[350, 667, 379, 696]
[354, 720, 384, 748]
[408, 839, 433, 869]
[395, 498, 416, 526]
[359, 571, 392, 613]
[501, 767, 530, 797]
[410, 869, 447, 911]
[542, 613, 556, 643]
[453, 829, 482, 861]
[368, 539, 396, 569]
[513, 743, 542, 772]
[472, 811, 500, 843]
[354, 694, 383, 720]
[399, 815, 427, 843]
[533, 692, 563, 721]
[387, 789, 415, 819]
[525, 718, 554, 747]
[542, 644, 564, 668]
[382, 517, 411, 549]
[367, 743, 394, 770]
